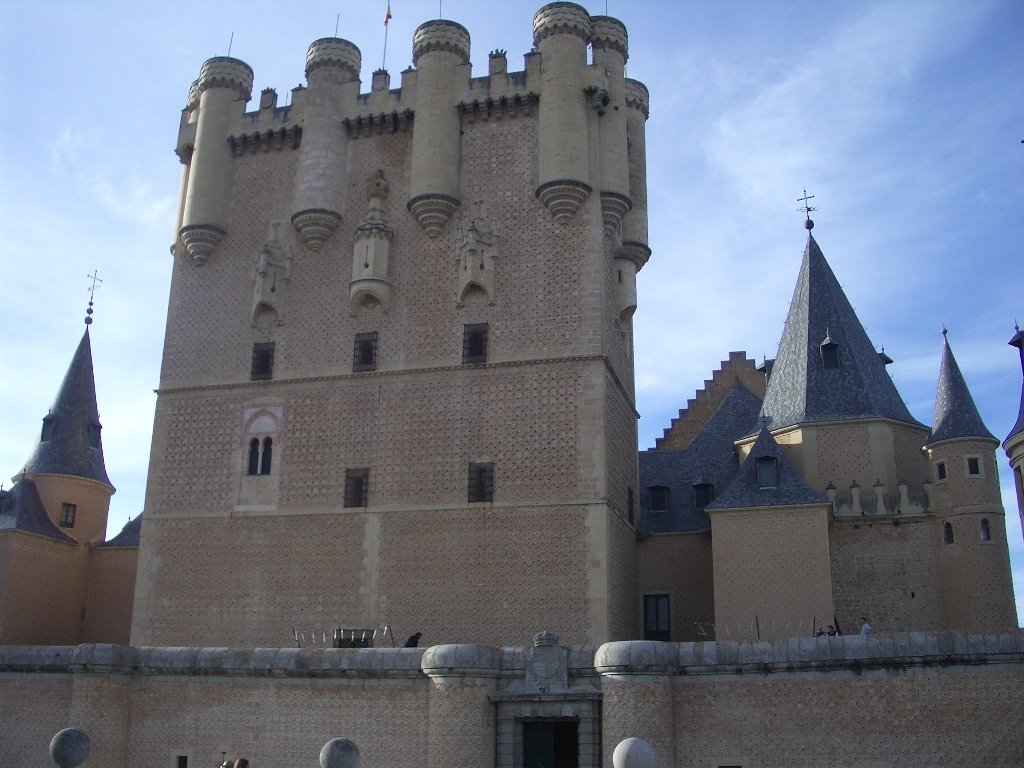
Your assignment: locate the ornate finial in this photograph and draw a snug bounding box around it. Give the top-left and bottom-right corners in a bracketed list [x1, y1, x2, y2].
[85, 270, 102, 326]
[941, 326, 948, 338]
[797, 189, 816, 229]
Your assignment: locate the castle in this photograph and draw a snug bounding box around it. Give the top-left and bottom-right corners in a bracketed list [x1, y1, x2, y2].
[2, 3, 1023, 766]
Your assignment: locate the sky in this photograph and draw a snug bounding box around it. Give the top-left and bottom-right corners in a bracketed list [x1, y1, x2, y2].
[1, 0, 1021, 621]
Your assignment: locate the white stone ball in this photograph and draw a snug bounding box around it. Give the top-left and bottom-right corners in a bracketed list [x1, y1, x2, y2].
[613, 737, 656, 768]
[49, 728, 91, 768]
[320, 737, 360, 768]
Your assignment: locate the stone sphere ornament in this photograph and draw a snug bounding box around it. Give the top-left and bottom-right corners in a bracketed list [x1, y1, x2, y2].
[613, 736, 656, 768]
[49, 728, 91, 768]
[320, 737, 360, 768]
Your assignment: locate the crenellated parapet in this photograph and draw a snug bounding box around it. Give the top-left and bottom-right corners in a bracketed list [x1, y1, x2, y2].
[412, 19, 471, 63]
[305, 37, 361, 79]
[532, 2, 592, 44]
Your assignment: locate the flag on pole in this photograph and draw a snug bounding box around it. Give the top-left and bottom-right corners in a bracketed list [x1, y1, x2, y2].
[384, 2, 392, 26]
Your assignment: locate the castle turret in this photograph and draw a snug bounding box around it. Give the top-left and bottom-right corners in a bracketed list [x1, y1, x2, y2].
[533, 2, 592, 222]
[407, 20, 470, 237]
[614, 79, 650, 320]
[178, 56, 254, 264]
[291, 38, 362, 251]
[1004, 326, 1024, 542]
[924, 331, 1016, 632]
[589, 16, 631, 235]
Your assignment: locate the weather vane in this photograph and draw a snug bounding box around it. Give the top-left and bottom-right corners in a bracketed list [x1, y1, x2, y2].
[85, 270, 102, 325]
[797, 189, 816, 230]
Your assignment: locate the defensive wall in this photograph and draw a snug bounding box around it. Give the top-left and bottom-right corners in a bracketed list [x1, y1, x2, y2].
[2, 631, 1022, 767]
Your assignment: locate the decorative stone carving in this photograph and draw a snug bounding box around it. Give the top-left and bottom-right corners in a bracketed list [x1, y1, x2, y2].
[350, 170, 394, 313]
[291, 208, 342, 252]
[179, 223, 225, 266]
[600, 191, 632, 236]
[408, 193, 460, 238]
[455, 203, 498, 305]
[525, 630, 568, 693]
[252, 222, 292, 325]
[536, 179, 592, 224]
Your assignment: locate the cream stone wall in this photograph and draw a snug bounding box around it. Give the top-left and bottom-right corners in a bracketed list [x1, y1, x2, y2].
[637, 533, 715, 641]
[83, 547, 138, 644]
[29, 474, 112, 546]
[710, 506, 833, 641]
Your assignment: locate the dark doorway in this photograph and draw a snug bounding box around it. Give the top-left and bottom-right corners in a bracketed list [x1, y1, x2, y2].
[523, 720, 578, 768]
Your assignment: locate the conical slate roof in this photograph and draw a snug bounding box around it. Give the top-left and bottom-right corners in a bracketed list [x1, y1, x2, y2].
[757, 233, 921, 431]
[706, 427, 828, 511]
[21, 329, 112, 487]
[97, 513, 143, 548]
[1005, 327, 1024, 448]
[927, 333, 995, 446]
[0, 479, 76, 542]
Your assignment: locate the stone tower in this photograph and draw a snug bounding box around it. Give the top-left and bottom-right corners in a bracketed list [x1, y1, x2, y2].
[132, 2, 649, 648]
[1004, 326, 1024, 540]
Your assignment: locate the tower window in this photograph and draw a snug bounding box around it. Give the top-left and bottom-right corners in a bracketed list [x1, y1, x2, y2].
[344, 468, 369, 507]
[353, 332, 378, 373]
[943, 521, 954, 545]
[462, 323, 488, 364]
[260, 437, 272, 475]
[980, 518, 991, 542]
[756, 457, 779, 489]
[693, 483, 714, 511]
[965, 456, 981, 477]
[247, 437, 272, 476]
[247, 438, 260, 475]
[820, 330, 840, 370]
[87, 423, 101, 449]
[643, 594, 670, 641]
[59, 503, 76, 528]
[251, 342, 275, 380]
[40, 416, 56, 442]
[935, 461, 947, 481]
[468, 461, 494, 503]
[649, 485, 669, 512]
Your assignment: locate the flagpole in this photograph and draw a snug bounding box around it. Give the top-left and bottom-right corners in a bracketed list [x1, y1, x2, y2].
[382, 23, 389, 70]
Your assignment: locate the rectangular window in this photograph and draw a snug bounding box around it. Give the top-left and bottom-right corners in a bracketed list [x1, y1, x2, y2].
[344, 468, 369, 508]
[643, 594, 670, 641]
[59, 503, 76, 529]
[649, 485, 669, 512]
[468, 461, 494, 503]
[966, 456, 981, 477]
[353, 332, 378, 373]
[936, 461, 947, 481]
[251, 342, 275, 381]
[87, 423, 101, 448]
[756, 457, 779, 489]
[176, 757, 188, 768]
[693, 483, 714, 511]
[462, 323, 488, 364]
[40, 417, 56, 442]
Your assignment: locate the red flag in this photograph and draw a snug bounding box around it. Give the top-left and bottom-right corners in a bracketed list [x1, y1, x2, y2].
[384, 2, 392, 26]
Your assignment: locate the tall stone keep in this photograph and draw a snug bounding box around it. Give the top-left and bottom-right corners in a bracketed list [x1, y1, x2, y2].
[133, 3, 650, 648]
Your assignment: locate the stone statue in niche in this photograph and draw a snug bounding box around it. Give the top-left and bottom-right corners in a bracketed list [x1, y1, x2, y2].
[455, 201, 498, 306]
[350, 169, 394, 313]
[252, 221, 292, 326]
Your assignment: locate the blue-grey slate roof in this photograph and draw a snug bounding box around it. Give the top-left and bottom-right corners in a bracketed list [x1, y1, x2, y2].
[97, 514, 142, 548]
[927, 334, 995, 446]
[1006, 327, 1024, 447]
[705, 427, 829, 511]
[0, 479, 76, 543]
[756, 234, 922, 433]
[21, 329, 112, 487]
[639, 381, 763, 534]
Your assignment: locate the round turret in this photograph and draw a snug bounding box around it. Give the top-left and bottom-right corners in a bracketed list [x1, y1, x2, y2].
[624, 79, 649, 119]
[589, 16, 628, 61]
[305, 38, 362, 80]
[412, 20, 470, 65]
[532, 2, 592, 47]
[195, 56, 254, 103]
[186, 79, 200, 112]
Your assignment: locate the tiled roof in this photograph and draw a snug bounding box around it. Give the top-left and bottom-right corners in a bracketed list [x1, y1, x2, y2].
[21, 330, 112, 487]
[0, 479, 76, 543]
[927, 334, 995, 446]
[639, 381, 763, 533]
[97, 514, 143, 547]
[705, 427, 829, 511]
[1005, 327, 1024, 448]
[756, 234, 921, 432]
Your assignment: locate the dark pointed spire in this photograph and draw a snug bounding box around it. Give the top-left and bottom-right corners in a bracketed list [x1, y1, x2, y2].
[1004, 324, 1024, 448]
[756, 232, 922, 431]
[927, 331, 995, 445]
[20, 329, 112, 487]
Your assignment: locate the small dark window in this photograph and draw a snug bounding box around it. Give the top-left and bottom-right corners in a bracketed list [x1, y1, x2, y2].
[627, 487, 634, 524]
[980, 518, 991, 542]
[643, 594, 670, 641]
[40, 416, 56, 442]
[756, 456, 779, 489]
[966, 457, 980, 476]
[87, 422, 101, 449]
[649, 485, 669, 512]
[177, 757, 188, 768]
[936, 461, 947, 481]
[353, 332, 378, 372]
[247, 438, 260, 475]
[462, 323, 488, 364]
[820, 343, 840, 369]
[251, 342, 275, 380]
[468, 461, 494, 503]
[943, 521, 954, 545]
[59, 503, 76, 529]
[344, 468, 369, 507]
[693, 483, 714, 511]
[260, 437, 273, 475]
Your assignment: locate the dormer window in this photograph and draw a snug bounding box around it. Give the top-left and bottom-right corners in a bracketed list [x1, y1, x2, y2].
[649, 485, 669, 512]
[820, 330, 840, 370]
[693, 483, 713, 511]
[756, 456, 779, 489]
[87, 423, 101, 449]
[40, 416, 56, 442]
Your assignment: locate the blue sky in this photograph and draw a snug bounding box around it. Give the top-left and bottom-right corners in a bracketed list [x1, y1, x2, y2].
[1, 0, 1022, 621]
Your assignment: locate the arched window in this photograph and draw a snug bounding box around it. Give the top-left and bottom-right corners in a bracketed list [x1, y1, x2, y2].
[943, 521, 954, 545]
[260, 437, 273, 475]
[247, 438, 261, 476]
[980, 518, 991, 542]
